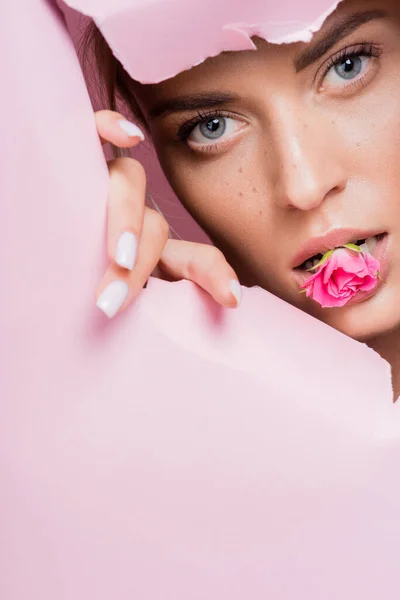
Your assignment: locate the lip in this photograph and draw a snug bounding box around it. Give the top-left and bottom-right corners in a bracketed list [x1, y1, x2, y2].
[345, 232, 390, 307]
[292, 232, 390, 306]
[292, 228, 385, 269]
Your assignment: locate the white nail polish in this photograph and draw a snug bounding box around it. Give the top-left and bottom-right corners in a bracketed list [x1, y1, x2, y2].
[118, 120, 145, 140]
[229, 279, 242, 306]
[115, 232, 137, 270]
[96, 281, 129, 318]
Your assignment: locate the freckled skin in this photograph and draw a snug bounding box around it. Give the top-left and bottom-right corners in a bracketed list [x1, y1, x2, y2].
[135, 0, 400, 395]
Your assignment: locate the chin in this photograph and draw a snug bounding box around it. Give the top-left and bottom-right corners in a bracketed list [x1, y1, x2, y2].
[310, 283, 400, 343]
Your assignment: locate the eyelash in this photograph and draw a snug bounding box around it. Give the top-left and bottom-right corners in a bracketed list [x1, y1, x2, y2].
[177, 109, 233, 143]
[177, 42, 383, 144]
[318, 41, 382, 82]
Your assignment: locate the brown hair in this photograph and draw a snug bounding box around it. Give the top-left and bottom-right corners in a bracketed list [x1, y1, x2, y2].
[79, 21, 147, 130]
[79, 21, 177, 234]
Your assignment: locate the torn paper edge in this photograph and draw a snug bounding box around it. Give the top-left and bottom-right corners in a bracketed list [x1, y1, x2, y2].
[63, 0, 344, 83]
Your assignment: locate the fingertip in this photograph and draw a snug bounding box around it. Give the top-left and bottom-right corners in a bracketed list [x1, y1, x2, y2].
[95, 110, 145, 147]
[213, 279, 242, 309]
[115, 232, 138, 271]
[118, 120, 145, 141]
[229, 279, 242, 307]
[96, 280, 129, 319]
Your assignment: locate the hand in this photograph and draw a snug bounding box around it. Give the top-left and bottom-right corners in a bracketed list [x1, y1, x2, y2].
[94, 110, 242, 318]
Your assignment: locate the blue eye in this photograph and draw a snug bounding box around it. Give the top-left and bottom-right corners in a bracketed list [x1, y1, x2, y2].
[185, 115, 241, 146]
[334, 55, 363, 80]
[323, 53, 372, 89]
[321, 44, 381, 91]
[198, 117, 227, 140]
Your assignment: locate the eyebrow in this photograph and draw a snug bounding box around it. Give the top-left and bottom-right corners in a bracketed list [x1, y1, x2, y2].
[148, 92, 239, 120]
[295, 9, 388, 72]
[149, 9, 388, 120]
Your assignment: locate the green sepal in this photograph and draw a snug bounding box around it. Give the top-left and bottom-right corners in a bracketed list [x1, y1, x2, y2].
[307, 243, 363, 272]
[343, 243, 362, 252]
[377, 271, 386, 284]
[307, 249, 334, 272]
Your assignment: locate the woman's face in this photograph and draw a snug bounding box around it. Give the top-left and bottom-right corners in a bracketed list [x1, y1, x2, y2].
[135, 0, 400, 342]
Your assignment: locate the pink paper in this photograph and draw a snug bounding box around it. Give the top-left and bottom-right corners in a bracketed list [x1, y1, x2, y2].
[1, 1, 399, 599]
[63, 0, 342, 83]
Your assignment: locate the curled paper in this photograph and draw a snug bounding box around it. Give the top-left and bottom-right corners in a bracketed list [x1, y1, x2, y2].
[63, 0, 343, 83]
[1, 1, 400, 599]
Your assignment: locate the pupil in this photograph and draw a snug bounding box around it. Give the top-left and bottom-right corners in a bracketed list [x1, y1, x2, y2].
[199, 117, 226, 139]
[208, 119, 220, 132]
[344, 58, 354, 72]
[335, 55, 362, 80]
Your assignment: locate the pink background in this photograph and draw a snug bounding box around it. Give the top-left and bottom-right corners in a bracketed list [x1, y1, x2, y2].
[2, 3, 398, 599]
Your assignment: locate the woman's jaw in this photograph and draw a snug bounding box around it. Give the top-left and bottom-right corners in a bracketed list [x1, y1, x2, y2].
[214, 227, 399, 344]
[294, 237, 398, 343]
[291, 230, 393, 340]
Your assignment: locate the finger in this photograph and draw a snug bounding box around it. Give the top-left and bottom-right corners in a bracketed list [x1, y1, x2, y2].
[95, 110, 145, 147]
[107, 157, 146, 270]
[157, 240, 242, 309]
[96, 208, 169, 318]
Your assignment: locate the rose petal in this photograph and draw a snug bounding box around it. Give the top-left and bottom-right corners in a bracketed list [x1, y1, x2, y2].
[359, 275, 378, 292]
[300, 246, 381, 308]
[330, 269, 355, 291]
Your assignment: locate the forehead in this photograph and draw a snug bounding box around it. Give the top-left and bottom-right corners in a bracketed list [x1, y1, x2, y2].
[137, 0, 393, 103]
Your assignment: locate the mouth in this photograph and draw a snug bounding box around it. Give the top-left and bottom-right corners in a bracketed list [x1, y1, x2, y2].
[293, 231, 387, 273]
[292, 230, 390, 307]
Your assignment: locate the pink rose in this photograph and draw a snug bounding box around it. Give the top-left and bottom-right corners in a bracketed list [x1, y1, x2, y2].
[301, 247, 380, 308]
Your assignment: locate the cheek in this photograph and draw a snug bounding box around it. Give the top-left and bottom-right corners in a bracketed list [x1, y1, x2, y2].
[340, 79, 400, 202]
[160, 148, 273, 246]
[161, 152, 288, 289]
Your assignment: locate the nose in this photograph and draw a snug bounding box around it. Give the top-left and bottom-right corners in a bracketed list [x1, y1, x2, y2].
[270, 106, 347, 211]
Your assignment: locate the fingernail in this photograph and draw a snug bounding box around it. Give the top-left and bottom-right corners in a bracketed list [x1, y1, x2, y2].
[229, 279, 242, 306]
[118, 120, 145, 140]
[96, 281, 129, 318]
[115, 232, 137, 270]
